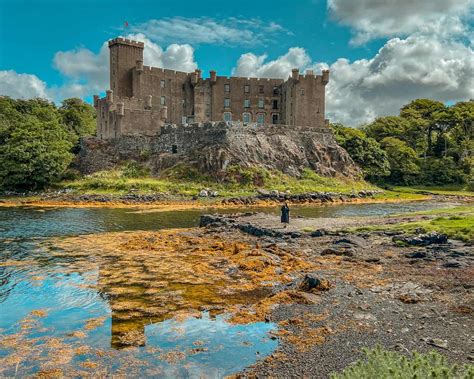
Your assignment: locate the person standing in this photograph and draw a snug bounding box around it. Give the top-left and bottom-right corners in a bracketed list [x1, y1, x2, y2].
[281, 202, 290, 228]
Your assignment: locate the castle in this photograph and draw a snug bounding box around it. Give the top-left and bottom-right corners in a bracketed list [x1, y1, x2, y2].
[94, 38, 330, 139]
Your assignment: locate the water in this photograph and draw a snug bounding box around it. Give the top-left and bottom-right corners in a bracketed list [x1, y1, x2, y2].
[0, 200, 453, 377]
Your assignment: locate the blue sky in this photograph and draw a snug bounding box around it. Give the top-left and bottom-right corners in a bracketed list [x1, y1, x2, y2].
[0, 0, 472, 125]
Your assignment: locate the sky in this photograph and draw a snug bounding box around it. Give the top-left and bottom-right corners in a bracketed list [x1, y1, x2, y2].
[0, 0, 473, 126]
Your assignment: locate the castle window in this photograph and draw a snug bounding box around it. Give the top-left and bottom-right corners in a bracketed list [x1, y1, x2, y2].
[272, 113, 279, 124]
[272, 100, 278, 109]
[172, 144, 178, 154]
[244, 99, 250, 108]
[224, 98, 230, 108]
[161, 80, 165, 89]
[243, 112, 251, 123]
[259, 85, 264, 94]
[258, 99, 264, 109]
[273, 86, 278, 95]
[223, 112, 232, 122]
[224, 84, 230, 92]
[160, 96, 166, 105]
[257, 113, 265, 125]
[244, 85, 250, 93]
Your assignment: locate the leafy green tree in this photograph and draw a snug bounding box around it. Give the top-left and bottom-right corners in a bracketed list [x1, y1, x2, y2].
[363, 116, 410, 143]
[380, 137, 420, 184]
[331, 123, 390, 181]
[0, 97, 73, 190]
[59, 98, 96, 146]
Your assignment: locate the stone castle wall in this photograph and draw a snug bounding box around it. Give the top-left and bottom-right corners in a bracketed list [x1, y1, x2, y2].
[95, 38, 330, 140]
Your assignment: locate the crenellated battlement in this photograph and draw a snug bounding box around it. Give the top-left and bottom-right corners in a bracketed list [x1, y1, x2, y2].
[108, 38, 144, 48]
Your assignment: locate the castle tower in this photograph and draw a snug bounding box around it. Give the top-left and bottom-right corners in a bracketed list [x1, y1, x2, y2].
[108, 38, 144, 98]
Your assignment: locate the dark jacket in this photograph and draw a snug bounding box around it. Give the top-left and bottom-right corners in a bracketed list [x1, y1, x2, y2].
[281, 205, 290, 223]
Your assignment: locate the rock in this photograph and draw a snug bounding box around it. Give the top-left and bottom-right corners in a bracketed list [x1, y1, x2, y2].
[443, 260, 462, 268]
[321, 247, 354, 257]
[199, 190, 208, 197]
[209, 191, 219, 197]
[393, 232, 448, 246]
[334, 236, 367, 247]
[405, 251, 428, 259]
[298, 274, 330, 292]
[256, 188, 270, 197]
[310, 229, 326, 237]
[427, 338, 448, 349]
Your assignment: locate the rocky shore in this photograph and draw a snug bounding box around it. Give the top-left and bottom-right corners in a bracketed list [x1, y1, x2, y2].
[0, 189, 389, 208]
[198, 212, 473, 377]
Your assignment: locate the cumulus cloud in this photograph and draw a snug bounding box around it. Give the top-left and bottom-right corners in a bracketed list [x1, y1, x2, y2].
[0, 70, 50, 99]
[232, 48, 311, 78]
[232, 34, 474, 126]
[131, 17, 289, 46]
[328, 0, 473, 44]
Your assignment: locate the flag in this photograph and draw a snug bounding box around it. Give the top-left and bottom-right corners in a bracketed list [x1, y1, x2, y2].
[124, 21, 129, 28]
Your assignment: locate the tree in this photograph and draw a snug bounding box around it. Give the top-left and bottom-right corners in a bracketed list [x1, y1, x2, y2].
[59, 98, 96, 146]
[380, 137, 420, 184]
[0, 97, 73, 190]
[363, 116, 410, 143]
[331, 123, 390, 181]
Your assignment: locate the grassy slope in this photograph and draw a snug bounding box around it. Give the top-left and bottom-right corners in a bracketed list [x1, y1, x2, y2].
[392, 185, 474, 197]
[58, 167, 379, 198]
[353, 205, 474, 241]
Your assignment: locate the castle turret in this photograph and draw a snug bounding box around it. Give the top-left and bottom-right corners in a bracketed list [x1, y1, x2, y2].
[292, 68, 300, 81]
[210, 70, 217, 83]
[322, 70, 330, 85]
[108, 38, 144, 98]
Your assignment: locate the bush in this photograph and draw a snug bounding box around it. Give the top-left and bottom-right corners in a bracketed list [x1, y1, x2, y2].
[121, 161, 150, 178]
[332, 346, 473, 379]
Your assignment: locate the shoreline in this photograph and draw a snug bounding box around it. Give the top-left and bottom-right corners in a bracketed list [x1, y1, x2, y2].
[0, 191, 435, 210]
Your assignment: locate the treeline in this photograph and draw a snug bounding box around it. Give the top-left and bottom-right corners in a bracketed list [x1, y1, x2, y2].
[0, 97, 95, 190]
[0, 96, 472, 191]
[332, 99, 473, 187]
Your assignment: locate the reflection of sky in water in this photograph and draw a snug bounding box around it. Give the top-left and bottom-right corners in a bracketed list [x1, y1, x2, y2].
[0, 266, 277, 377]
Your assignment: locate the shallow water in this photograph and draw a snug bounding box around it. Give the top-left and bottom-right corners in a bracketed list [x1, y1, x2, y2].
[0, 200, 454, 376]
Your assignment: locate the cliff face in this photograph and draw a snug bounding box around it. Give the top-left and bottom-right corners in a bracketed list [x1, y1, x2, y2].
[75, 123, 360, 178]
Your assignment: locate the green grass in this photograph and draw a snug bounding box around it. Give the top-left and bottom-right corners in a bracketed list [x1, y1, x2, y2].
[352, 205, 474, 242]
[392, 185, 474, 197]
[332, 346, 473, 379]
[56, 165, 377, 198]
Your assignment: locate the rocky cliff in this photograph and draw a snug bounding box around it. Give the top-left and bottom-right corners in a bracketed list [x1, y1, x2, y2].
[75, 123, 360, 178]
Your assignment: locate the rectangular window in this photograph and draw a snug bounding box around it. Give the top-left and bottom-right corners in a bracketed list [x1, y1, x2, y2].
[244, 85, 250, 93]
[273, 86, 278, 95]
[160, 96, 166, 105]
[258, 99, 264, 109]
[224, 98, 230, 108]
[224, 84, 230, 92]
[272, 113, 279, 124]
[223, 112, 232, 122]
[244, 99, 250, 108]
[259, 85, 264, 94]
[160, 80, 165, 89]
[257, 113, 265, 125]
[272, 100, 278, 109]
[243, 112, 251, 123]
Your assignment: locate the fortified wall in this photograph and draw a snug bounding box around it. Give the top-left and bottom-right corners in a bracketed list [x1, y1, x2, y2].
[94, 37, 330, 139]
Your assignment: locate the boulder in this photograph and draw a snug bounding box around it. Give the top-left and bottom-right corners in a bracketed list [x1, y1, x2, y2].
[299, 274, 330, 292]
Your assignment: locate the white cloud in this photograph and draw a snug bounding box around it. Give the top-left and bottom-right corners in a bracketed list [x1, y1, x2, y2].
[131, 17, 289, 46]
[0, 70, 50, 99]
[232, 34, 474, 126]
[232, 48, 311, 78]
[328, 0, 473, 44]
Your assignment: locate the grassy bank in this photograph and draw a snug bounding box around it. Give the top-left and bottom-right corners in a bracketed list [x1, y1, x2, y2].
[58, 166, 377, 198]
[353, 205, 474, 242]
[391, 185, 474, 197]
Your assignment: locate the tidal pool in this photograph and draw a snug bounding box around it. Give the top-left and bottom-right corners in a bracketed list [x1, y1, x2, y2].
[0, 200, 455, 376]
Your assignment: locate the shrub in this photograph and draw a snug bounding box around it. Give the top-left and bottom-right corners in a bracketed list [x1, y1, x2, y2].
[332, 346, 473, 379]
[121, 161, 150, 178]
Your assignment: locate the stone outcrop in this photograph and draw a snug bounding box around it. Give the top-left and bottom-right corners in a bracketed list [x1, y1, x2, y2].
[75, 123, 360, 178]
